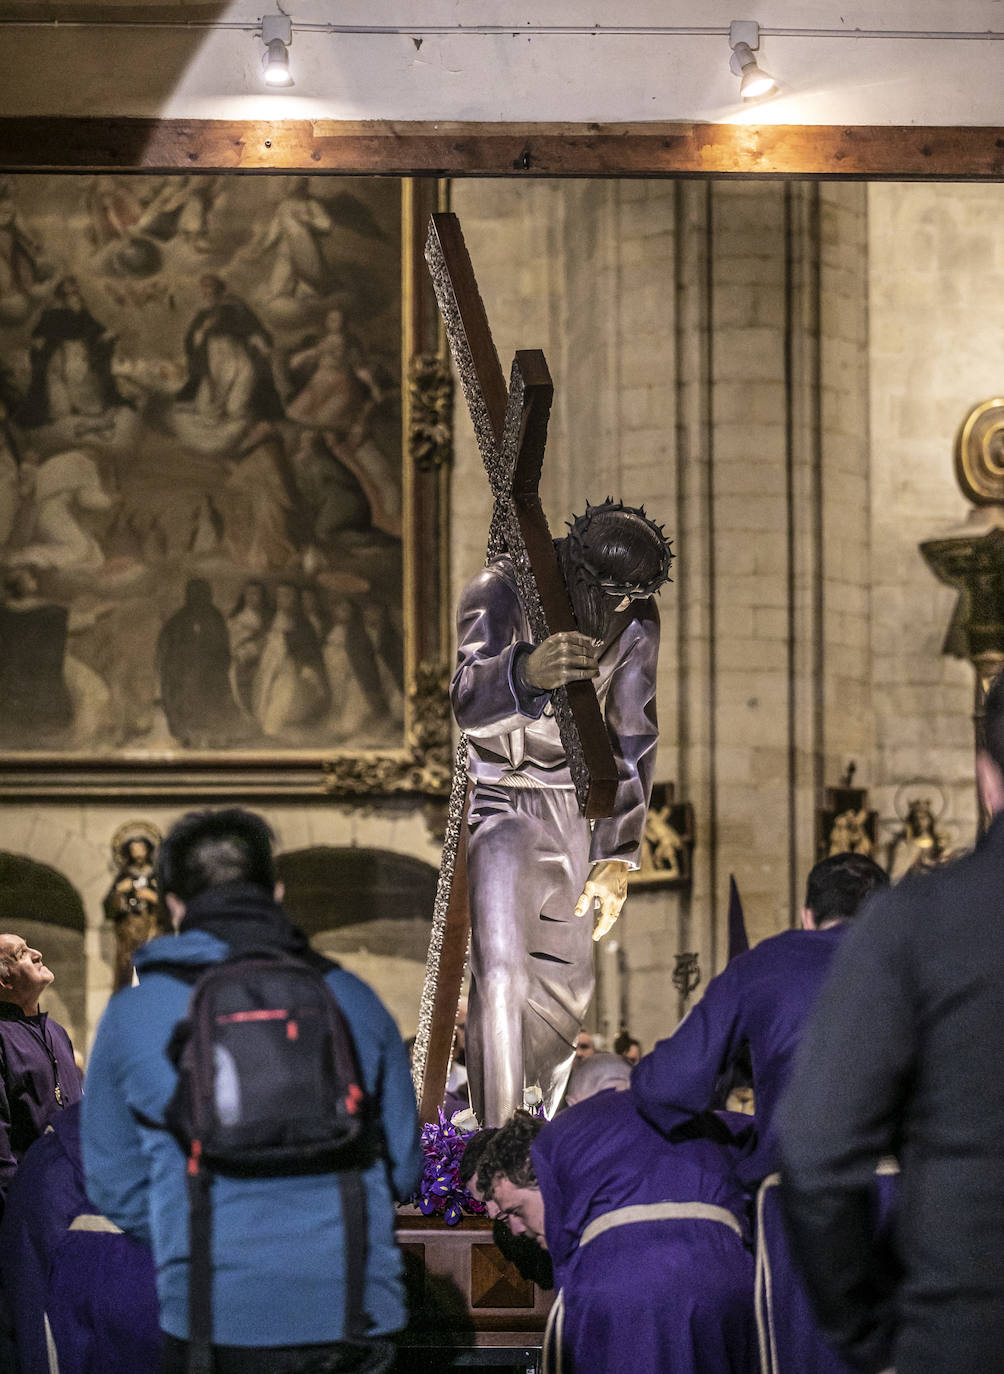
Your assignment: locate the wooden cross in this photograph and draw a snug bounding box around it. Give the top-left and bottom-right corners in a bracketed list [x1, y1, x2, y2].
[414, 212, 618, 1120]
[426, 210, 619, 814]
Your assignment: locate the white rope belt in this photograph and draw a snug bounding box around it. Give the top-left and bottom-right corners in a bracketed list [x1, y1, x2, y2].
[68, 1213, 123, 1234]
[579, 1200, 744, 1249]
[544, 1201, 746, 1374]
[755, 1174, 781, 1374]
[755, 1161, 900, 1374]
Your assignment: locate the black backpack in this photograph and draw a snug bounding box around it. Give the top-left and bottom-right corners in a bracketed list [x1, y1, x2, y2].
[163, 948, 375, 1373]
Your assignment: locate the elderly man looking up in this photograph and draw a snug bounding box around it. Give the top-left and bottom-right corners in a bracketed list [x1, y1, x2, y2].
[0, 933, 80, 1214]
[478, 1099, 756, 1374]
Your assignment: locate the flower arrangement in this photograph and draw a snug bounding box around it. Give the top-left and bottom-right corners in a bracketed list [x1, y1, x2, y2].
[412, 1109, 487, 1226]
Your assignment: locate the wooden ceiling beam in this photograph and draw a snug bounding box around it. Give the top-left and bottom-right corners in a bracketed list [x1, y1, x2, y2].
[0, 118, 1001, 178]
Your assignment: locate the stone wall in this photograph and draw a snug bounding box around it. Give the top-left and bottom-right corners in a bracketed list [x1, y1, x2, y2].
[867, 183, 996, 851]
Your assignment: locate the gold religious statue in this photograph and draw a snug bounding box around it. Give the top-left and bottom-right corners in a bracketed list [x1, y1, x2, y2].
[103, 822, 165, 990]
[885, 786, 954, 883]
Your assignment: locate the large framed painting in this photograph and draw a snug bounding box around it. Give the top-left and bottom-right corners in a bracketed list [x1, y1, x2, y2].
[0, 175, 452, 797]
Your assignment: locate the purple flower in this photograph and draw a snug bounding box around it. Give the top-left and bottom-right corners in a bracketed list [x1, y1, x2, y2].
[410, 1110, 487, 1224]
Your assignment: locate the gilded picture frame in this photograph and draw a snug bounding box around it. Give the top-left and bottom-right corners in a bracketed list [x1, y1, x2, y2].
[0, 175, 452, 798]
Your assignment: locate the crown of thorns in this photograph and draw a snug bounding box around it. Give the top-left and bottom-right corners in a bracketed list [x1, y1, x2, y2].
[565, 497, 674, 598]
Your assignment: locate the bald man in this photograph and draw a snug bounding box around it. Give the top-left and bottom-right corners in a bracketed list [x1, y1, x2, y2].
[0, 934, 80, 1212]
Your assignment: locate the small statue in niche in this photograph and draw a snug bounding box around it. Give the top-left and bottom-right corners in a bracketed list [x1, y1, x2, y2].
[817, 764, 878, 861]
[827, 807, 873, 857]
[885, 787, 954, 883]
[640, 800, 686, 880]
[103, 822, 165, 990]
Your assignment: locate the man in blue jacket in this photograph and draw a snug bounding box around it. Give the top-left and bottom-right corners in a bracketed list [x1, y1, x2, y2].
[82, 808, 422, 1374]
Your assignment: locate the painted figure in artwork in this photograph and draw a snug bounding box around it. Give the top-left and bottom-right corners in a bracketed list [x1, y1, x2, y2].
[227, 580, 273, 714]
[452, 498, 673, 1126]
[251, 581, 330, 738]
[19, 277, 128, 431]
[8, 448, 115, 572]
[255, 178, 334, 302]
[175, 274, 284, 426]
[0, 178, 49, 327]
[156, 577, 242, 748]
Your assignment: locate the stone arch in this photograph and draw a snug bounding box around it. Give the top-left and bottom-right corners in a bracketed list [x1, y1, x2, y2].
[276, 845, 438, 1037]
[0, 853, 86, 933]
[0, 852, 87, 1051]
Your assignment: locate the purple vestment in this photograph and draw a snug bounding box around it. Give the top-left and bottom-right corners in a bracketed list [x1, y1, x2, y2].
[631, 926, 847, 1187]
[0, 1002, 81, 1205]
[0, 1101, 160, 1374]
[453, 556, 660, 1123]
[756, 1170, 898, 1374]
[532, 1090, 757, 1374]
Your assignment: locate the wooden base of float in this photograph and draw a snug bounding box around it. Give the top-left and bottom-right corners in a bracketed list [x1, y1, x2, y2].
[394, 1208, 552, 1370]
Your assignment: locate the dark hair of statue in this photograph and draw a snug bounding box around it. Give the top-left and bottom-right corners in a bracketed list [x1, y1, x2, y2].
[983, 670, 1004, 775]
[558, 499, 673, 641]
[803, 850, 889, 924]
[475, 1110, 544, 1199]
[156, 808, 277, 903]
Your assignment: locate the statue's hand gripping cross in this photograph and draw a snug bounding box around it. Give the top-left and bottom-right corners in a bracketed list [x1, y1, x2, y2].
[425, 211, 618, 817]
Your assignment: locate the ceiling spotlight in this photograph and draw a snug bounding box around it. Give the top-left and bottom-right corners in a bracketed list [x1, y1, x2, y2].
[262, 14, 294, 88]
[729, 20, 776, 100]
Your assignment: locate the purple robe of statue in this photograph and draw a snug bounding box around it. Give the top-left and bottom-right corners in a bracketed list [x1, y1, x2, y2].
[531, 1090, 757, 1374]
[631, 925, 848, 1187]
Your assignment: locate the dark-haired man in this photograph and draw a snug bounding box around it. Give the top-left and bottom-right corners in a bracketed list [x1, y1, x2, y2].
[0, 934, 80, 1214]
[453, 498, 673, 1126]
[632, 850, 890, 1189]
[779, 674, 1004, 1374]
[82, 807, 421, 1374]
[477, 1104, 755, 1374]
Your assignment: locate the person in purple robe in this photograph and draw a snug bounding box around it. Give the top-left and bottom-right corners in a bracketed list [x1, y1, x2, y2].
[453, 499, 673, 1126]
[0, 933, 81, 1215]
[631, 851, 889, 1189]
[630, 851, 891, 1374]
[476, 1099, 757, 1374]
[0, 1100, 160, 1374]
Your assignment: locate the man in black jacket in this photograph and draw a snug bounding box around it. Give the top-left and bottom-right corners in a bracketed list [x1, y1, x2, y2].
[779, 672, 1004, 1374]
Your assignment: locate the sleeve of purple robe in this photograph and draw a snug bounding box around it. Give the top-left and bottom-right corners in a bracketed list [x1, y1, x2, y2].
[630, 958, 744, 1136]
[0, 1107, 88, 1374]
[0, 1047, 17, 1206]
[777, 897, 910, 1373]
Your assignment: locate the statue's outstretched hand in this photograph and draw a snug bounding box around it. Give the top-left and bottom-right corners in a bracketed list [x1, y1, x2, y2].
[575, 859, 630, 942]
[524, 632, 599, 691]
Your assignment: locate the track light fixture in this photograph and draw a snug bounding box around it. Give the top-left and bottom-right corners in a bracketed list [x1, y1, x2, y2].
[729, 20, 776, 99]
[261, 13, 294, 87]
